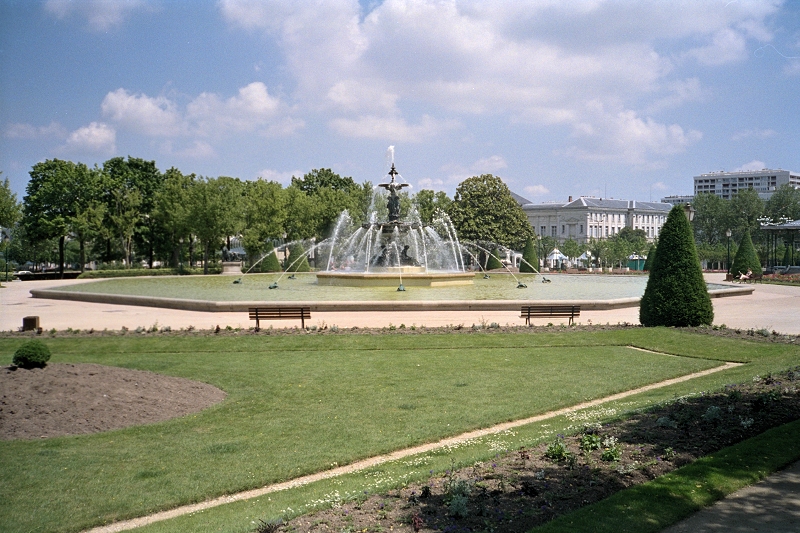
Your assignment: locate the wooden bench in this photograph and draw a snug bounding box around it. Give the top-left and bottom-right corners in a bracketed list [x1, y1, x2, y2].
[520, 305, 580, 326]
[249, 306, 311, 330]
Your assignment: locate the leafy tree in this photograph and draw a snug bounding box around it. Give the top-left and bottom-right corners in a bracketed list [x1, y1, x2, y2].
[640, 206, 713, 327]
[561, 238, 582, 266]
[0, 174, 22, 229]
[68, 169, 105, 272]
[241, 179, 286, 265]
[291, 168, 358, 194]
[588, 237, 609, 268]
[110, 187, 142, 268]
[446, 174, 533, 249]
[23, 159, 94, 277]
[188, 176, 243, 274]
[765, 183, 800, 222]
[153, 168, 195, 268]
[283, 186, 319, 241]
[519, 236, 539, 273]
[102, 157, 164, 267]
[728, 187, 764, 238]
[413, 189, 452, 225]
[691, 193, 729, 245]
[730, 230, 762, 277]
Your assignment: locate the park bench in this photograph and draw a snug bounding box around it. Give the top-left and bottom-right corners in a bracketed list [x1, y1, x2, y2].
[249, 306, 311, 330]
[520, 304, 580, 326]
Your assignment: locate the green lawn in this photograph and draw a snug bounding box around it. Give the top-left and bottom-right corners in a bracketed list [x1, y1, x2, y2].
[0, 329, 798, 533]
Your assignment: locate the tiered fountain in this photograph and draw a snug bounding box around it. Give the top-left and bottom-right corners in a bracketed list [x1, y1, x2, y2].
[316, 163, 475, 287]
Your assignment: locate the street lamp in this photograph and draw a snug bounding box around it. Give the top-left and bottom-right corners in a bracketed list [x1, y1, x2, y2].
[725, 229, 732, 274]
[683, 203, 695, 222]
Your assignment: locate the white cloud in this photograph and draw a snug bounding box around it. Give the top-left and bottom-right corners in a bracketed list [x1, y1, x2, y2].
[329, 114, 458, 143]
[61, 122, 116, 154]
[4, 121, 67, 139]
[524, 184, 550, 197]
[187, 82, 283, 134]
[102, 88, 183, 136]
[731, 129, 777, 141]
[218, 0, 778, 168]
[471, 155, 507, 174]
[176, 141, 216, 159]
[416, 177, 446, 190]
[44, 0, 149, 31]
[652, 181, 668, 191]
[735, 160, 767, 172]
[257, 168, 303, 186]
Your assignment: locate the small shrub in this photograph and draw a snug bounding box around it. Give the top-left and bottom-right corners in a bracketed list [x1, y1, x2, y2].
[580, 433, 602, 452]
[702, 405, 722, 422]
[545, 437, 572, 462]
[253, 518, 283, 533]
[12, 340, 52, 368]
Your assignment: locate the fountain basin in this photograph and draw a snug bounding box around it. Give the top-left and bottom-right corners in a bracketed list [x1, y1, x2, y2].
[317, 270, 475, 287]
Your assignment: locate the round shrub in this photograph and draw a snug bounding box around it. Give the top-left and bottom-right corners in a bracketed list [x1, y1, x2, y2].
[640, 205, 713, 327]
[12, 340, 52, 369]
[285, 243, 310, 272]
[486, 247, 504, 270]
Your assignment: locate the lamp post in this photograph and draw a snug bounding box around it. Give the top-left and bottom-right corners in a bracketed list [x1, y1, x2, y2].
[683, 203, 695, 222]
[2, 233, 9, 284]
[726, 229, 732, 274]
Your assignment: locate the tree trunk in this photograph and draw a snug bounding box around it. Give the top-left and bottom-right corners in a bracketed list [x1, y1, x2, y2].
[79, 239, 85, 273]
[203, 242, 209, 275]
[58, 235, 65, 279]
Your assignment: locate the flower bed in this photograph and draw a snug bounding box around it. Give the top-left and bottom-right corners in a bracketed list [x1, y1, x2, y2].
[267, 368, 800, 533]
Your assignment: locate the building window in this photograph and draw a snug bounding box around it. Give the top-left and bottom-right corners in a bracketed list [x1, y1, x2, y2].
[561, 225, 565, 234]
[540, 226, 546, 237]
[580, 224, 584, 234]
[551, 226, 557, 237]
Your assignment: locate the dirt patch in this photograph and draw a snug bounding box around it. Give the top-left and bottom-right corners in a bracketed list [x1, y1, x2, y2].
[0, 363, 226, 440]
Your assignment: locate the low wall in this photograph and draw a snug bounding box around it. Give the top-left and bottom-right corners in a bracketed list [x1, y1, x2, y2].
[29, 285, 753, 313]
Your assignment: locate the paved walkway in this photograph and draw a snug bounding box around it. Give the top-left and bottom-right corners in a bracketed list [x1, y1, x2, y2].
[2, 273, 799, 334]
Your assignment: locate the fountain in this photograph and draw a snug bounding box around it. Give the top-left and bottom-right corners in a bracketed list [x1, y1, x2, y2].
[315, 163, 475, 288]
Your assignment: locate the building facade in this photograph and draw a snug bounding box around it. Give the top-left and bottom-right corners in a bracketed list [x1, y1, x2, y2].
[694, 169, 800, 200]
[521, 197, 672, 243]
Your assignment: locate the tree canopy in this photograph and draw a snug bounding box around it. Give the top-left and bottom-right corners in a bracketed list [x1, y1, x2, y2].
[446, 174, 533, 249]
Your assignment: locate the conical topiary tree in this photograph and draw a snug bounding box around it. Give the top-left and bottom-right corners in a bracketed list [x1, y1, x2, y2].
[285, 243, 311, 272]
[486, 247, 504, 270]
[259, 248, 282, 272]
[640, 206, 713, 327]
[730, 230, 762, 277]
[519, 237, 539, 273]
[643, 244, 656, 272]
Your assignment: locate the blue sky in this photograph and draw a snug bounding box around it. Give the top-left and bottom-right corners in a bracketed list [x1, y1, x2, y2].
[2, 0, 799, 204]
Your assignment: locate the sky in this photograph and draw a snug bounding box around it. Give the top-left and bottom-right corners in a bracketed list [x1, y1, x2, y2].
[1, 0, 799, 205]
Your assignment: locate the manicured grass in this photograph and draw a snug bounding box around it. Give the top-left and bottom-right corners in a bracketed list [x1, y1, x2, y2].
[0, 329, 797, 533]
[531, 418, 800, 533]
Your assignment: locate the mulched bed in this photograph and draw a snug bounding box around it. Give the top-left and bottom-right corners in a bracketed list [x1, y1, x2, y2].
[266, 367, 800, 533]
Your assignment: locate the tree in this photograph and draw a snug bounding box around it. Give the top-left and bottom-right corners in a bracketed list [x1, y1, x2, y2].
[241, 179, 286, 265]
[730, 230, 762, 277]
[640, 206, 713, 327]
[285, 242, 310, 272]
[446, 174, 533, 249]
[260, 248, 282, 272]
[152, 168, 195, 268]
[486, 247, 503, 270]
[691, 193, 729, 245]
[188, 177, 243, 274]
[728, 188, 764, 238]
[765, 183, 800, 222]
[643, 243, 656, 271]
[23, 160, 94, 277]
[0, 174, 22, 229]
[291, 168, 358, 194]
[413, 189, 452, 225]
[561, 238, 582, 266]
[102, 157, 164, 267]
[519, 236, 539, 273]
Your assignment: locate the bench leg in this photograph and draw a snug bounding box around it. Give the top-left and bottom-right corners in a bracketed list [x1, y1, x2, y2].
[301, 316, 305, 329]
[255, 317, 260, 332]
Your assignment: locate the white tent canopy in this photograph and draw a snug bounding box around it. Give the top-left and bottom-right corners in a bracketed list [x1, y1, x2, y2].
[547, 248, 568, 261]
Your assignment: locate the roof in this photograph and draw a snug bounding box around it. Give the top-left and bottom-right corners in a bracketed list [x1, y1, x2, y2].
[509, 191, 532, 206]
[522, 197, 672, 212]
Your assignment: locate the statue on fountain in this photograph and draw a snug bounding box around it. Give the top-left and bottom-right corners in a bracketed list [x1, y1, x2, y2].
[379, 164, 408, 222]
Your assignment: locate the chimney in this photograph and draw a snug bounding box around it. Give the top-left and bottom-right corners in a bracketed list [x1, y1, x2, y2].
[568, 196, 573, 202]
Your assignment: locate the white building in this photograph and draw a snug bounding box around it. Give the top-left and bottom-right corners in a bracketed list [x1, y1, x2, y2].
[521, 196, 672, 243]
[694, 169, 800, 200]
